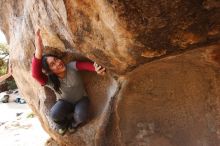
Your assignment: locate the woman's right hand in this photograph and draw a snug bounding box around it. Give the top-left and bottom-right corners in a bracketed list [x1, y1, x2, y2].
[35, 29, 44, 59]
[94, 62, 106, 76]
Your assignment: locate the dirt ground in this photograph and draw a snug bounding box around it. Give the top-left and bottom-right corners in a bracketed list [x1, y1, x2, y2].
[0, 89, 50, 146]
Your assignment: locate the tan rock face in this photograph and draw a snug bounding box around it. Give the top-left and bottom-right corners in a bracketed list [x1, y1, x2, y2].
[0, 0, 220, 146]
[109, 45, 220, 146]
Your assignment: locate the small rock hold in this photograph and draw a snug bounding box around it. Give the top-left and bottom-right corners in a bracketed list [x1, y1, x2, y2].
[141, 49, 166, 58]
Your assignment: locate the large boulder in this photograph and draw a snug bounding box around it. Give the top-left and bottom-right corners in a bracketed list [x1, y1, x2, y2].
[0, 0, 220, 145]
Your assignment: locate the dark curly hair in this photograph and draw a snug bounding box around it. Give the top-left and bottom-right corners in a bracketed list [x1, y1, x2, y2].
[42, 54, 62, 94]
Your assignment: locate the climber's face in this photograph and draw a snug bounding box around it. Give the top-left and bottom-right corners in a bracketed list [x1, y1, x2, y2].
[46, 56, 66, 75]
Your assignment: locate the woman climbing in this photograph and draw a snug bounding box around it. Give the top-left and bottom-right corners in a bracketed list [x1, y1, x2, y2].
[31, 29, 106, 135]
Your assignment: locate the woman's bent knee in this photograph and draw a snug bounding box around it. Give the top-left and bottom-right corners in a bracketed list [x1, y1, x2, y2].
[74, 110, 88, 123]
[74, 98, 89, 123]
[50, 100, 73, 122]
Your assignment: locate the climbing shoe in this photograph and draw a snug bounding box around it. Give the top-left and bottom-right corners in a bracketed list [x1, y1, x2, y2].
[68, 124, 76, 133]
[58, 127, 67, 135]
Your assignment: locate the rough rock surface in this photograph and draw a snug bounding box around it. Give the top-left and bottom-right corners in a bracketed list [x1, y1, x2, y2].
[0, 0, 220, 146]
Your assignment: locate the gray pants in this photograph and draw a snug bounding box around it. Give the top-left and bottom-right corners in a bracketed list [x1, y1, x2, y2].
[50, 96, 89, 129]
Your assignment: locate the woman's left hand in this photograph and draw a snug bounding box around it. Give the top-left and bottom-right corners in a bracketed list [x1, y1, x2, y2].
[94, 62, 106, 76]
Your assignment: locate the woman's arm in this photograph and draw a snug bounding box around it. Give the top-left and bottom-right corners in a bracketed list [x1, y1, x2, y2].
[35, 29, 43, 59]
[76, 61, 106, 75]
[31, 57, 48, 85]
[76, 61, 95, 71]
[31, 29, 48, 85]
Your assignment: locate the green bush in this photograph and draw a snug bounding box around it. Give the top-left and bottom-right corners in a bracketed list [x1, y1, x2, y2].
[0, 63, 7, 76]
[0, 43, 17, 90]
[0, 43, 9, 76]
[6, 79, 17, 90]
